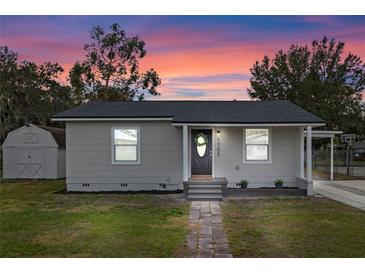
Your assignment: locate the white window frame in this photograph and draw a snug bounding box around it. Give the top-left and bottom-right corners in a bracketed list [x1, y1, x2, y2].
[111, 127, 141, 165]
[243, 128, 272, 164]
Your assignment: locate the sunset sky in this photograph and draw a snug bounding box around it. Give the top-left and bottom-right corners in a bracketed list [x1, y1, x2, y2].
[1, 16, 365, 100]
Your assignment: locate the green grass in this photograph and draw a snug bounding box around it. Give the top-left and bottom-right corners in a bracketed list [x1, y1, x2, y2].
[222, 198, 365, 257]
[0, 180, 189, 258]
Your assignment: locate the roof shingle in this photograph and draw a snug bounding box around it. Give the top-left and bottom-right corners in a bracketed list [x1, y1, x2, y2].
[52, 100, 325, 124]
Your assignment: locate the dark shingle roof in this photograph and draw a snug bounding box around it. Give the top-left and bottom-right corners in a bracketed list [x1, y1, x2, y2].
[53, 100, 325, 124]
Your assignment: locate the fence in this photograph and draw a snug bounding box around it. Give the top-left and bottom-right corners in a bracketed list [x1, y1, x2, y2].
[312, 149, 365, 179]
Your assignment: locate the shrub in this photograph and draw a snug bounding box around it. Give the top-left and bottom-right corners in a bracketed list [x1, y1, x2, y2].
[239, 179, 249, 189]
[274, 179, 284, 188]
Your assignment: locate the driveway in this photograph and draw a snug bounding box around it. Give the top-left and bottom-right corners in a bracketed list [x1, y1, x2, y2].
[314, 180, 365, 211]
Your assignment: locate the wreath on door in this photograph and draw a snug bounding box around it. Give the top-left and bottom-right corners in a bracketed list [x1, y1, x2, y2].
[194, 132, 208, 146]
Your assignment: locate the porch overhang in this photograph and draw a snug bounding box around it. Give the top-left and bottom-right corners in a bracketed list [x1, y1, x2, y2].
[173, 123, 325, 127]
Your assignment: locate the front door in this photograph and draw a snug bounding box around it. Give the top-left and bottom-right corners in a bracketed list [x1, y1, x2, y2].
[191, 129, 212, 175]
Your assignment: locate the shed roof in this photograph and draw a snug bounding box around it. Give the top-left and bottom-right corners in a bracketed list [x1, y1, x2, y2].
[2, 124, 66, 148]
[52, 100, 325, 125]
[36, 125, 66, 148]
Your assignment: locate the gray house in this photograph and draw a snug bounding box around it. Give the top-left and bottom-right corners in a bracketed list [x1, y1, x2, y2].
[52, 100, 324, 199]
[2, 124, 66, 179]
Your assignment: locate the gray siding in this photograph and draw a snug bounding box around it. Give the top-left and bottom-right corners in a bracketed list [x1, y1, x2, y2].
[66, 122, 303, 191]
[66, 121, 183, 191]
[214, 127, 301, 188]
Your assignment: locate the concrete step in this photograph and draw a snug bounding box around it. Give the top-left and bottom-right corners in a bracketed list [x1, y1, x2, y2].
[188, 184, 222, 189]
[186, 180, 226, 185]
[188, 188, 223, 194]
[184, 177, 227, 201]
[187, 194, 223, 201]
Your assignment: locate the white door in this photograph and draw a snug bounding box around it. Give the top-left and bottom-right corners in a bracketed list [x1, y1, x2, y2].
[16, 147, 46, 178]
[16, 148, 29, 178]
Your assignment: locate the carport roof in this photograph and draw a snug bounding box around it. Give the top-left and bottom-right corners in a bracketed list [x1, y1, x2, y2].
[305, 130, 343, 138]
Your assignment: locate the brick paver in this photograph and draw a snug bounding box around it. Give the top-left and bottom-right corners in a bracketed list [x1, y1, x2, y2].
[187, 201, 232, 258]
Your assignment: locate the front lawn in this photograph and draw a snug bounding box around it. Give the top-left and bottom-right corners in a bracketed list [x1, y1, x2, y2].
[0, 180, 189, 257]
[222, 198, 365, 257]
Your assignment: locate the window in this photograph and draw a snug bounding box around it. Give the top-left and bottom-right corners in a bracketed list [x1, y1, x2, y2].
[112, 128, 140, 164]
[244, 128, 270, 162]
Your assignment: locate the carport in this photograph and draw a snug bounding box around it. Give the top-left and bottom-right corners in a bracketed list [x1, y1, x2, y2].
[305, 130, 343, 181]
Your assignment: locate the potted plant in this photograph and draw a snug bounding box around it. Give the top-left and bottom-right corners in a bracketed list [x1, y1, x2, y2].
[239, 179, 249, 189]
[274, 179, 284, 188]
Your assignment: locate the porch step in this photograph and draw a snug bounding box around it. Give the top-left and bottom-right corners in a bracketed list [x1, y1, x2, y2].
[186, 177, 227, 185]
[188, 188, 223, 194]
[187, 194, 223, 201]
[188, 184, 222, 189]
[191, 175, 213, 180]
[184, 177, 227, 201]
[185, 180, 226, 201]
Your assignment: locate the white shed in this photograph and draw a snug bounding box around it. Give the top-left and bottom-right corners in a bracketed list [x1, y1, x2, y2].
[2, 124, 66, 179]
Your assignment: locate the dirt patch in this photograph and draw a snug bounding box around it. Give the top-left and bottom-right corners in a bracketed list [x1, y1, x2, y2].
[32, 220, 92, 246]
[65, 204, 115, 213]
[169, 215, 188, 227]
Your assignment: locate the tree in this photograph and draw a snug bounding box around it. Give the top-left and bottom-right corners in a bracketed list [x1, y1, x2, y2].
[16, 61, 69, 124]
[248, 37, 365, 134]
[0, 46, 18, 141]
[69, 23, 161, 102]
[0, 46, 72, 142]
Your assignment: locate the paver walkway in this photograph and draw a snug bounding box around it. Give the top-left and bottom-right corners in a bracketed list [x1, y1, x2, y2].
[314, 180, 365, 211]
[187, 201, 232, 258]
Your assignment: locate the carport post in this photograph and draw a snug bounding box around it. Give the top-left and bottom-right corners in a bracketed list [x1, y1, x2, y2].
[330, 137, 334, 181]
[306, 126, 313, 195]
[299, 127, 305, 178]
[183, 125, 189, 182]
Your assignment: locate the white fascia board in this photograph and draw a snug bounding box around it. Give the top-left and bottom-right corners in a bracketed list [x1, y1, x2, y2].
[172, 123, 326, 127]
[51, 117, 173, 122]
[305, 130, 343, 138]
[307, 130, 343, 134]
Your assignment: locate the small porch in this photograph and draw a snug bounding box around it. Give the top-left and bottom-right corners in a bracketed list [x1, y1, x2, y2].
[180, 124, 326, 200]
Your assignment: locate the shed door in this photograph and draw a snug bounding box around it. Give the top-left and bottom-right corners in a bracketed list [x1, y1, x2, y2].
[16, 148, 46, 178]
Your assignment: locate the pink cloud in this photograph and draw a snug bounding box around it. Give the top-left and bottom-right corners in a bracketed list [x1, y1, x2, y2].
[2, 16, 364, 101]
